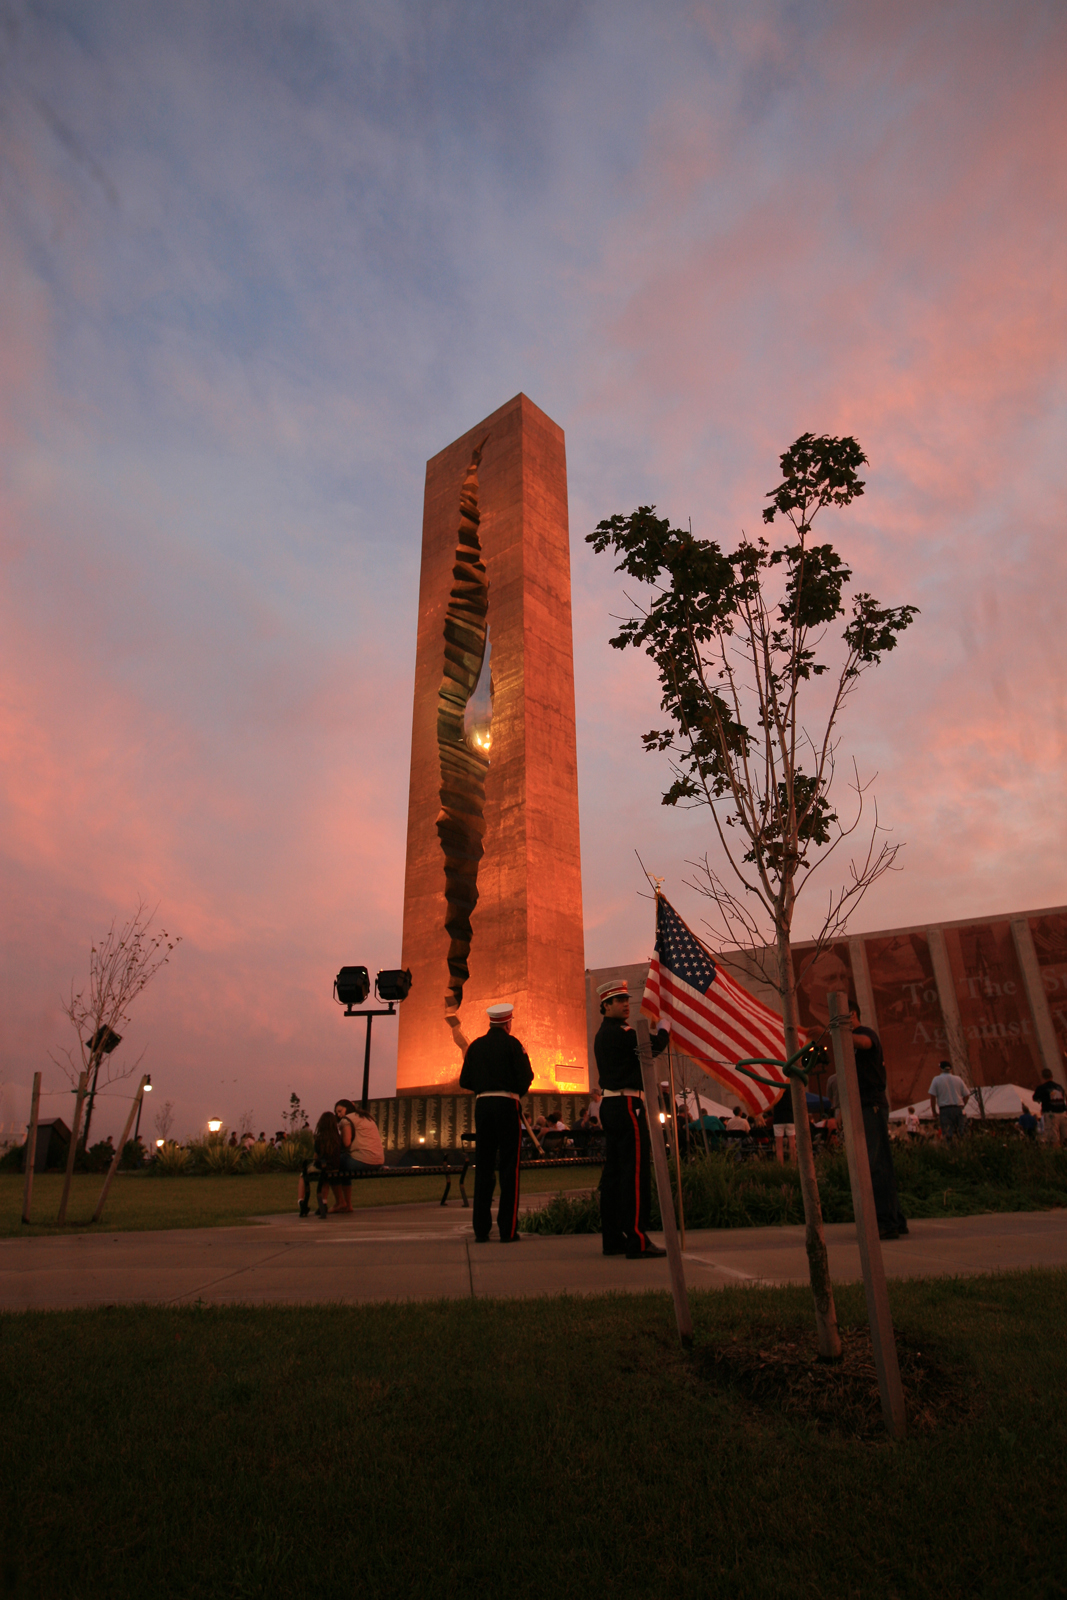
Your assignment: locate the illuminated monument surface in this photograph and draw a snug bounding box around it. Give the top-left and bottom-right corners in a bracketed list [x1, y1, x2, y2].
[396, 394, 587, 1094]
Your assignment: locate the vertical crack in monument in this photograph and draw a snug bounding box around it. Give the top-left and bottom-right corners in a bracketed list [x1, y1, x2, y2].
[435, 437, 492, 1017]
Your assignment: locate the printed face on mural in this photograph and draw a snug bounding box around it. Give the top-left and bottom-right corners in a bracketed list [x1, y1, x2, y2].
[795, 945, 853, 1030]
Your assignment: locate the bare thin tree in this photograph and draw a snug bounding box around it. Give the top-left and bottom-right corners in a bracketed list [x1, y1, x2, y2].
[52, 902, 180, 1151]
[153, 1099, 175, 1141]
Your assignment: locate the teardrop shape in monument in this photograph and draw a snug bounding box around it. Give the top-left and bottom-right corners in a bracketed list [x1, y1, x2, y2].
[463, 626, 494, 754]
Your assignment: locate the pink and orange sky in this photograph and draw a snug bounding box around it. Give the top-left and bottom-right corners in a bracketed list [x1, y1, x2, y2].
[2, 0, 1065, 1141]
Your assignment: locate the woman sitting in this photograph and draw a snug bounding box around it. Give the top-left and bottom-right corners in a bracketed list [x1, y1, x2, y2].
[331, 1099, 386, 1213]
[298, 1111, 346, 1218]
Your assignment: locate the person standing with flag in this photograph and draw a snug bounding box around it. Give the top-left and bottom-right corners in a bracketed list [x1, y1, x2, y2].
[594, 978, 668, 1259]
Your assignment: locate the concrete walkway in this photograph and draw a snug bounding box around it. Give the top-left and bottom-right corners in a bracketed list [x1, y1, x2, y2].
[2, 1205, 1066, 1311]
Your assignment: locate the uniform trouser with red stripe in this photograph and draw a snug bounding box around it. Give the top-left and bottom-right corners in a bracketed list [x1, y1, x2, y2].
[473, 1098, 523, 1241]
[599, 1095, 652, 1253]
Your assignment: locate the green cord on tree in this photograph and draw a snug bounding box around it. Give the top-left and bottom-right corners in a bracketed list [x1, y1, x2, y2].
[736, 1040, 824, 1090]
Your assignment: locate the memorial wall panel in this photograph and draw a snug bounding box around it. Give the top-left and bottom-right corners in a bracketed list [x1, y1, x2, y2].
[863, 932, 946, 1109]
[944, 921, 1042, 1086]
[1029, 913, 1067, 1057]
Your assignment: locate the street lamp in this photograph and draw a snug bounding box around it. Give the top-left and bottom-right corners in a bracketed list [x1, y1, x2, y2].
[207, 1118, 222, 1135]
[334, 966, 413, 1109]
[134, 1074, 152, 1144]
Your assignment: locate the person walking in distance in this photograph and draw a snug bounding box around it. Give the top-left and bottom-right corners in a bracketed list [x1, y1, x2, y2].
[849, 1004, 909, 1241]
[928, 1060, 972, 1141]
[459, 1003, 533, 1243]
[594, 978, 669, 1260]
[1033, 1067, 1067, 1147]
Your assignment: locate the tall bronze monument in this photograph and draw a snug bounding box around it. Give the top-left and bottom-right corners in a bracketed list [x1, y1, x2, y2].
[396, 394, 587, 1094]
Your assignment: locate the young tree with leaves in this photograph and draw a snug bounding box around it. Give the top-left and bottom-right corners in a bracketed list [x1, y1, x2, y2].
[588, 434, 917, 1357]
[53, 902, 180, 1151]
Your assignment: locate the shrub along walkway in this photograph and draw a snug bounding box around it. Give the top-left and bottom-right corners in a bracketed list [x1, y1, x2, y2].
[1, 1203, 1065, 1310]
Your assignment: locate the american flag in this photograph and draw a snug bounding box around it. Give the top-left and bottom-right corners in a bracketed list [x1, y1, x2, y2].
[642, 895, 790, 1116]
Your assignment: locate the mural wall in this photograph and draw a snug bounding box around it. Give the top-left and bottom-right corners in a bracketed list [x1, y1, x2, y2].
[586, 904, 1067, 1110]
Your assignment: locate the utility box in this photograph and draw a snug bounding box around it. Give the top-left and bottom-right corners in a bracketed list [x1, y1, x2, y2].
[31, 1118, 71, 1170]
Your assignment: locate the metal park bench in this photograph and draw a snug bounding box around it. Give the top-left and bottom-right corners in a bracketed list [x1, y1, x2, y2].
[299, 1141, 606, 1215]
[298, 1157, 463, 1214]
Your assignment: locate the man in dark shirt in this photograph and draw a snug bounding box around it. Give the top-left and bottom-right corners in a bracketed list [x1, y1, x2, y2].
[849, 1006, 908, 1240]
[459, 1003, 534, 1243]
[1033, 1068, 1067, 1147]
[594, 978, 668, 1259]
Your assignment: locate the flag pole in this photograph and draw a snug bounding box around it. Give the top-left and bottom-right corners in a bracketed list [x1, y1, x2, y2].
[691, 1079, 712, 1159]
[666, 1042, 686, 1249]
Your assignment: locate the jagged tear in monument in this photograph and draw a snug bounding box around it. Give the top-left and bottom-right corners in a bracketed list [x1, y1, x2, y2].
[435, 438, 491, 1014]
[396, 394, 588, 1094]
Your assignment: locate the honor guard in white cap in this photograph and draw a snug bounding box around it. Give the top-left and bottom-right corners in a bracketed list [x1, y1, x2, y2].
[594, 978, 668, 1258]
[459, 1002, 534, 1242]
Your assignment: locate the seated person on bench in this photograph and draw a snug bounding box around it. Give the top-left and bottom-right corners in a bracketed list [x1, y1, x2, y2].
[299, 1112, 345, 1217]
[333, 1099, 385, 1212]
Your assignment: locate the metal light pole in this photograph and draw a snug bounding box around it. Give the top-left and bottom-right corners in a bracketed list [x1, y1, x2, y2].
[346, 1005, 397, 1108]
[133, 1074, 152, 1144]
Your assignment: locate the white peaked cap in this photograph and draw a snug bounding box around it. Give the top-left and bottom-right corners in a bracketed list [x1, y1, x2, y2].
[486, 1003, 514, 1021]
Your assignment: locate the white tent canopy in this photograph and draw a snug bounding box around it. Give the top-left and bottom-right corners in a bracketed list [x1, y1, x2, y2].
[889, 1083, 1040, 1122]
[669, 1085, 738, 1121]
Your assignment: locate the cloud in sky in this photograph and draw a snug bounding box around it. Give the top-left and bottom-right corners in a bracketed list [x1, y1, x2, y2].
[1, 0, 1064, 1136]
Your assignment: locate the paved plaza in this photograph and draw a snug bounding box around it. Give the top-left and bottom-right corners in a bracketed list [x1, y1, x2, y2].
[1, 1205, 1065, 1311]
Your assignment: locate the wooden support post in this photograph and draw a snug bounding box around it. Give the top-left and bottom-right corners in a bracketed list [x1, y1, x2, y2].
[57, 1073, 88, 1225]
[635, 1018, 693, 1348]
[828, 992, 907, 1441]
[21, 1072, 42, 1225]
[91, 1075, 148, 1225]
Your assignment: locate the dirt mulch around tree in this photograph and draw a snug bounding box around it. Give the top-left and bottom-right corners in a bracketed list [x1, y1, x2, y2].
[693, 1324, 978, 1440]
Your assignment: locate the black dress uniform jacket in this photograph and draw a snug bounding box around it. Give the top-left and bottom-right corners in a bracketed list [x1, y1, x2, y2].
[594, 1016, 668, 1090]
[459, 1029, 534, 1097]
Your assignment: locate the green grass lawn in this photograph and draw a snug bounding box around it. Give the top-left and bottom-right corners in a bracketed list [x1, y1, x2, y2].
[1, 1270, 1064, 1599]
[1, 1164, 604, 1238]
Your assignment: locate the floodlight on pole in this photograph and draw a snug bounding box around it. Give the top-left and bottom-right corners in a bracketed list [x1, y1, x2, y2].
[334, 967, 370, 1007]
[86, 1026, 123, 1056]
[375, 969, 412, 1003]
[334, 964, 413, 1108]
